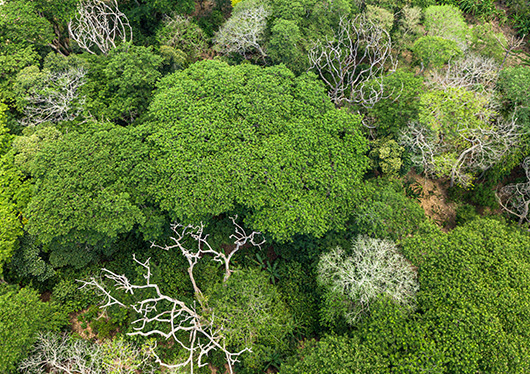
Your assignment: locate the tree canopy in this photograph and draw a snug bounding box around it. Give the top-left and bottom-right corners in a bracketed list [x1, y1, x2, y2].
[142, 60, 368, 241]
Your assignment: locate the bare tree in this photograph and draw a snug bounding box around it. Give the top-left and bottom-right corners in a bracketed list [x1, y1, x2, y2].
[19, 332, 156, 374]
[428, 53, 499, 93]
[20, 67, 87, 126]
[68, 0, 132, 55]
[214, 5, 268, 59]
[308, 15, 398, 108]
[400, 116, 521, 187]
[79, 217, 264, 374]
[497, 157, 530, 225]
[318, 236, 418, 324]
[495, 33, 526, 71]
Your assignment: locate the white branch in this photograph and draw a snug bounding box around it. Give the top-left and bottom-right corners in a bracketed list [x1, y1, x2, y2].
[21, 67, 87, 126]
[68, 0, 132, 55]
[308, 15, 398, 108]
[78, 216, 263, 374]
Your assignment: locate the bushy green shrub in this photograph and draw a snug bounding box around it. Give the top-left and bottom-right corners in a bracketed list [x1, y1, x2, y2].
[424, 5, 469, 49]
[351, 179, 426, 240]
[498, 66, 530, 131]
[0, 284, 67, 373]
[365, 5, 394, 32]
[470, 23, 506, 63]
[412, 36, 463, 68]
[369, 137, 406, 176]
[209, 269, 293, 370]
[402, 218, 530, 373]
[368, 69, 425, 136]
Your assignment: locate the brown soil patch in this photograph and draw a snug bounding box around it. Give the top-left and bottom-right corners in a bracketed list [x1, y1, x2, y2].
[408, 171, 457, 230]
[69, 309, 97, 340]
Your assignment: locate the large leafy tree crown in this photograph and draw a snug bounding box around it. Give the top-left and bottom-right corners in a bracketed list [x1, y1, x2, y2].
[144, 60, 368, 241]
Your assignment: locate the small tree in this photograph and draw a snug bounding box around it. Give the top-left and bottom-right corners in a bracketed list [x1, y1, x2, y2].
[214, 3, 269, 59]
[308, 15, 397, 108]
[400, 87, 521, 187]
[16, 66, 87, 126]
[80, 217, 265, 373]
[497, 157, 530, 225]
[317, 236, 418, 324]
[68, 0, 132, 55]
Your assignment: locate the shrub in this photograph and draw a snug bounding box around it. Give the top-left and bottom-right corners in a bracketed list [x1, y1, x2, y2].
[412, 36, 463, 68]
[424, 5, 469, 50]
[0, 284, 67, 373]
[351, 179, 426, 240]
[365, 5, 394, 32]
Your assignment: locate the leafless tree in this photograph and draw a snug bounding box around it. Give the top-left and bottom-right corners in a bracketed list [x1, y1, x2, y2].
[497, 157, 530, 225]
[428, 53, 499, 93]
[318, 236, 418, 324]
[495, 33, 526, 71]
[308, 15, 398, 108]
[214, 5, 268, 59]
[21, 67, 87, 126]
[400, 116, 521, 187]
[79, 217, 264, 374]
[68, 0, 132, 55]
[19, 332, 156, 374]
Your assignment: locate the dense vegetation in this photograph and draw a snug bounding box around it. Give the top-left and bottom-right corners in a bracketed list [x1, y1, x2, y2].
[1, 0, 530, 372]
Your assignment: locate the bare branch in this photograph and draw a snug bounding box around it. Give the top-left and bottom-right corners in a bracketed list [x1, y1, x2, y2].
[214, 5, 269, 59]
[495, 33, 526, 71]
[20, 67, 87, 126]
[68, 0, 132, 55]
[497, 157, 530, 225]
[400, 115, 521, 187]
[428, 53, 499, 94]
[318, 236, 418, 324]
[308, 15, 398, 108]
[79, 217, 263, 374]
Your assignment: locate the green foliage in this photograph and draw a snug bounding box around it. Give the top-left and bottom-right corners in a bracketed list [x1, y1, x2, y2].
[0, 105, 29, 276]
[281, 334, 386, 373]
[506, 0, 530, 34]
[0, 46, 40, 105]
[418, 87, 493, 132]
[81, 44, 163, 125]
[0, 0, 54, 50]
[277, 260, 321, 336]
[369, 137, 406, 176]
[424, 5, 468, 49]
[412, 36, 463, 68]
[470, 23, 506, 63]
[402, 218, 530, 373]
[369, 70, 425, 136]
[351, 179, 426, 240]
[156, 15, 209, 69]
[0, 284, 67, 373]
[22, 123, 154, 263]
[498, 66, 530, 131]
[365, 5, 394, 32]
[6, 234, 55, 284]
[143, 60, 369, 241]
[454, 203, 478, 225]
[267, 19, 307, 75]
[208, 269, 294, 370]
[438, 0, 498, 18]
